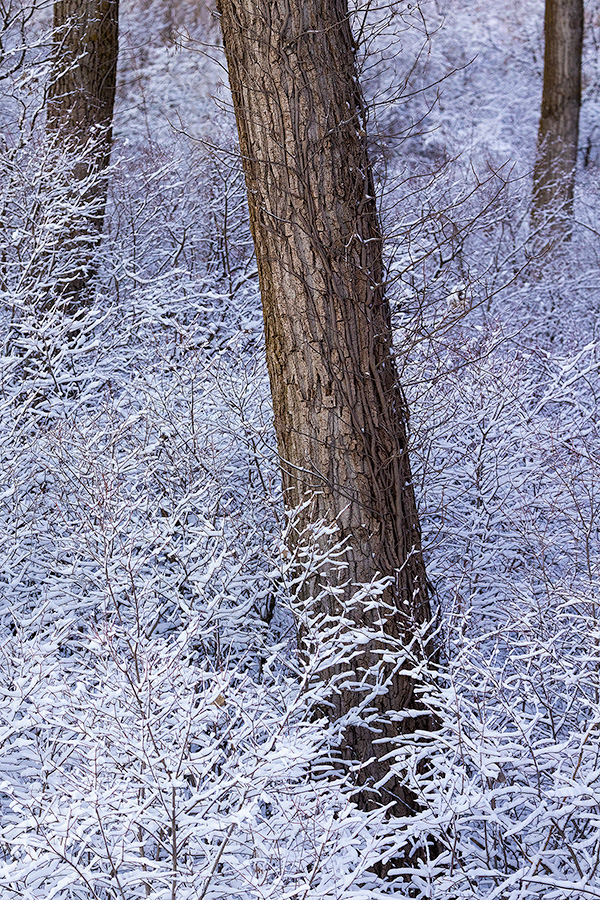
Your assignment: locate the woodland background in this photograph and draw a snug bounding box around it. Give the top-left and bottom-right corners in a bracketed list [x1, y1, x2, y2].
[1, 0, 600, 897]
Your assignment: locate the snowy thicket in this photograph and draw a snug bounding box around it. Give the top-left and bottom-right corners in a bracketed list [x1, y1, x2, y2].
[0, 0, 600, 897]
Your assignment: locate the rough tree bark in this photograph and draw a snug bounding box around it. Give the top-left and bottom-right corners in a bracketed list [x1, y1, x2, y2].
[531, 0, 583, 245]
[217, 0, 436, 817]
[46, 0, 119, 308]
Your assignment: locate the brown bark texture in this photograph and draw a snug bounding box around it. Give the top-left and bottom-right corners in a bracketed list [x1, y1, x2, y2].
[531, 0, 583, 242]
[46, 0, 119, 310]
[47, 0, 119, 174]
[217, 0, 435, 816]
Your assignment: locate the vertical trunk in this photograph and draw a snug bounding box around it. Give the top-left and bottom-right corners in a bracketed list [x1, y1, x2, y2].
[46, 0, 119, 309]
[531, 0, 583, 245]
[47, 0, 119, 179]
[217, 0, 435, 816]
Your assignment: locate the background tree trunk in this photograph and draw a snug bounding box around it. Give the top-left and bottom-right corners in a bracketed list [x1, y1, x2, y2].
[46, 0, 119, 309]
[531, 0, 583, 246]
[217, 0, 436, 817]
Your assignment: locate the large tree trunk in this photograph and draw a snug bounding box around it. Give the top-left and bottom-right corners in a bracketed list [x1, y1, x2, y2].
[217, 0, 435, 817]
[46, 0, 119, 310]
[531, 0, 583, 246]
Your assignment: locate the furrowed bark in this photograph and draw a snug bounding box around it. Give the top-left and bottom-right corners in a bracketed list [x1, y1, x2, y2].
[46, 0, 119, 310]
[217, 0, 436, 817]
[531, 0, 583, 248]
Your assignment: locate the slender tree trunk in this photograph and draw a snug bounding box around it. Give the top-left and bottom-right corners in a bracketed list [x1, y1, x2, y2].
[46, 0, 119, 309]
[217, 0, 435, 817]
[531, 0, 583, 246]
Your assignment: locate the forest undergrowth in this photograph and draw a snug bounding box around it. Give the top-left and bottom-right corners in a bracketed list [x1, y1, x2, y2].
[0, 0, 599, 897]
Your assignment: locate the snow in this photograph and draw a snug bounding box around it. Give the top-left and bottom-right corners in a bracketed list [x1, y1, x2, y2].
[0, 0, 599, 896]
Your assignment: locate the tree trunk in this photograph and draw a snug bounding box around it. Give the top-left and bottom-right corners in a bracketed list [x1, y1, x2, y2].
[46, 0, 119, 309]
[531, 0, 583, 246]
[217, 0, 436, 817]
